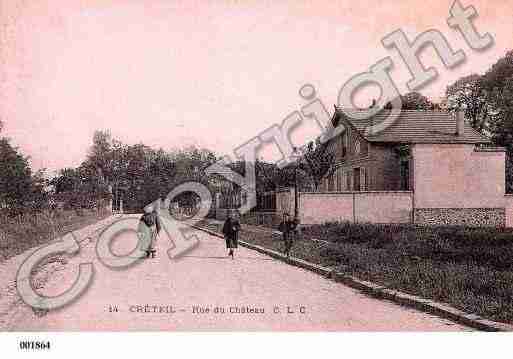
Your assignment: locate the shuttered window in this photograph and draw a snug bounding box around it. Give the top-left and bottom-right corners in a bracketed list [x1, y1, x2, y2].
[336, 168, 342, 191]
[328, 174, 335, 192]
[341, 132, 348, 158]
[360, 167, 367, 191]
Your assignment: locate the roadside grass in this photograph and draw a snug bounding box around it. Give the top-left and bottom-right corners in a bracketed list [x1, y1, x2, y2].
[199, 220, 513, 324]
[0, 208, 111, 262]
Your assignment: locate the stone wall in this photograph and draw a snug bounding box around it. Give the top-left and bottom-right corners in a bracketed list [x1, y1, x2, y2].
[355, 191, 413, 223]
[300, 191, 413, 225]
[506, 195, 513, 228]
[415, 208, 506, 227]
[300, 192, 354, 224]
[213, 174, 513, 227]
[413, 144, 506, 209]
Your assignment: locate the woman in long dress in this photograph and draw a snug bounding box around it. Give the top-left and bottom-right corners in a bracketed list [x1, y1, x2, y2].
[138, 206, 161, 258]
[222, 210, 241, 259]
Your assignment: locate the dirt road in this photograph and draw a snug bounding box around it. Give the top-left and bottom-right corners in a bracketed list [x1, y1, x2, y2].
[0, 215, 469, 331]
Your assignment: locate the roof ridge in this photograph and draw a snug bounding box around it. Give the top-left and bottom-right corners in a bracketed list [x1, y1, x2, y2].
[334, 106, 449, 113]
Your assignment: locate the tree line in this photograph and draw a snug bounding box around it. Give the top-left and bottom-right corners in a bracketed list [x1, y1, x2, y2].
[53, 130, 221, 213]
[0, 132, 49, 215]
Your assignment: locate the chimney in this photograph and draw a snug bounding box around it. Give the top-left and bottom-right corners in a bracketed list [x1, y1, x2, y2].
[455, 111, 465, 136]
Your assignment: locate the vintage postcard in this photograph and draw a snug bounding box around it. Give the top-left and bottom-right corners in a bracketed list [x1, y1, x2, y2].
[0, 0, 512, 356]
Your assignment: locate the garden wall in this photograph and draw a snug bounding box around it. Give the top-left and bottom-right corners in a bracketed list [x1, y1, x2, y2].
[299, 191, 413, 225]
[413, 144, 506, 209]
[505, 195, 513, 228]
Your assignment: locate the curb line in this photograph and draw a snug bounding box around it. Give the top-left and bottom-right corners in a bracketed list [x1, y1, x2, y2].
[191, 224, 513, 332]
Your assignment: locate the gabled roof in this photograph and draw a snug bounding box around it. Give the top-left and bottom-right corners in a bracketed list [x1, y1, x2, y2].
[334, 107, 491, 144]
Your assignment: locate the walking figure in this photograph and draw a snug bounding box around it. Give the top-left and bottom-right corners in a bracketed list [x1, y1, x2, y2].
[278, 213, 299, 258]
[139, 206, 161, 259]
[222, 210, 241, 259]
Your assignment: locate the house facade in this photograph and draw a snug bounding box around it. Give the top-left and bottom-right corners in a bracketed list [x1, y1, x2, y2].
[211, 108, 513, 227]
[311, 107, 512, 226]
[320, 107, 492, 193]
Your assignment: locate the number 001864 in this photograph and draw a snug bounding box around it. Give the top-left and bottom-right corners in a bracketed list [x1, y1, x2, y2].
[19, 341, 51, 350]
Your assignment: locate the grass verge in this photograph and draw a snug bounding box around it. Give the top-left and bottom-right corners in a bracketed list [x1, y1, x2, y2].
[0, 208, 111, 262]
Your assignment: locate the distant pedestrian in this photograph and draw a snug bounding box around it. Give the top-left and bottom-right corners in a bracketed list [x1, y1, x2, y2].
[138, 206, 161, 258]
[278, 213, 299, 257]
[222, 210, 241, 259]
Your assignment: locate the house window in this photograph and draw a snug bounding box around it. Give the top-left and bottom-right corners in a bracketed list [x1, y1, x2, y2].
[336, 169, 343, 191]
[346, 171, 352, 191]
[355, 139, 361, 155]
[341, 132, 348, 158]
[360, 141, 368, 155]
[400, 160, 410, 190]
[353, 168, 361, 191]
[328, 174, 335, 192]
[339, 170, 346, 191]
[360, 167, 367, 191]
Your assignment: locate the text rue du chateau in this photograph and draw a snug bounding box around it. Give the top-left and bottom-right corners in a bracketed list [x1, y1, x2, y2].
[124, 304, 306, 315]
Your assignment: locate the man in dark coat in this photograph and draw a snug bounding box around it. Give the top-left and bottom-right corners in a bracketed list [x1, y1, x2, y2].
[222, 210, 241, 259]
[278, 213, 299, 257]
[138, 206, 162, 258]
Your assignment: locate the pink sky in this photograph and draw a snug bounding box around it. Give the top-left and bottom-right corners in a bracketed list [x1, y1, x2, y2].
[1, 0, 512, 174]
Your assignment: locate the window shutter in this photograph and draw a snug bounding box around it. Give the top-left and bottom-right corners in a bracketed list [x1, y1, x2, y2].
[360, 167, 366, 191]
[341, 132, 347, 158]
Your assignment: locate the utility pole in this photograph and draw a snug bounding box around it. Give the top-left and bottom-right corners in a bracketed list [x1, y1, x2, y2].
[292, 147, 302, 221]
[294, 165, 299, 220]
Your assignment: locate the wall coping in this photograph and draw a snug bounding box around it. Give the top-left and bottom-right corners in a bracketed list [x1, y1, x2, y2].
[415, 207, 505, 210]
[474, 146, 507, 152]
[243, 211, 277, 215]
[275, 187, 293, 193]
[301, 190, 413, 195]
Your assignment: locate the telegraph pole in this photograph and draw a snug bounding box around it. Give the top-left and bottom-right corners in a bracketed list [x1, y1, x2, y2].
[292, 147, 301, 221]
[294, 165, 299, 220]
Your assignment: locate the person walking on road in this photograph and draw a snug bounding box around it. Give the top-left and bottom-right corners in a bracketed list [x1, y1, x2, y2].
[222, 210, 241, 259]
[138, 205, 162, 258]
[279, 213, 299, 258]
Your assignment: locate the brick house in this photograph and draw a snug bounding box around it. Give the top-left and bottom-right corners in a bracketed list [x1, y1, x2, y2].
[320, 107, 492, 193]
